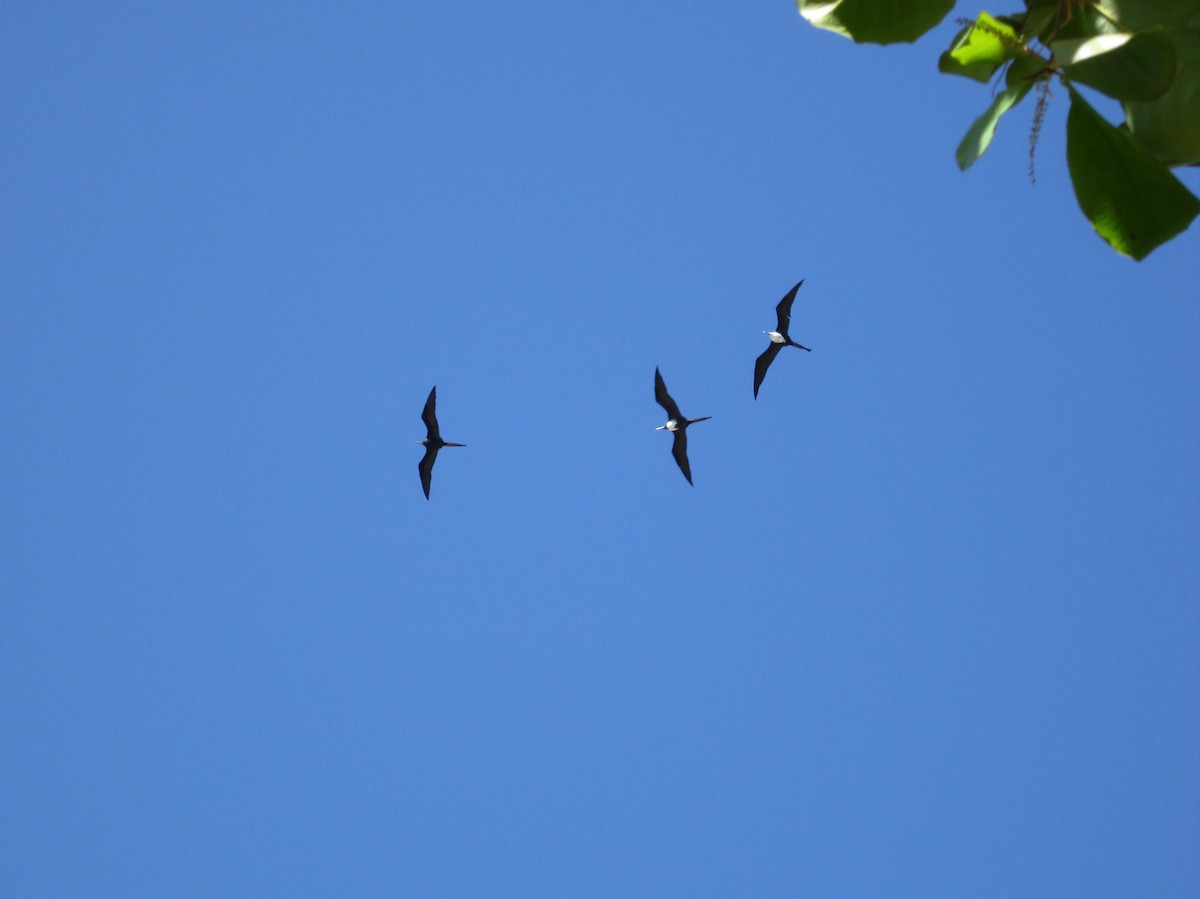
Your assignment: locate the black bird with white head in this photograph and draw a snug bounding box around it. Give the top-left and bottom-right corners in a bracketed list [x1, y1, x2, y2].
[654, 367, 711, 486]
[418, 386, 465, 500]
[753, 279, 811, 399]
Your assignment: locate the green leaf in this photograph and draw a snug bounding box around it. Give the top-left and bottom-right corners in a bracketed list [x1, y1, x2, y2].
[1087, 0, 1200, 33]
[1005, 52, 1048, 88]
[1019, 1, 1058, 42]
[1055, 29, 1177, 101]
[1126, 29, 1200, 165]
[940, 12, 1021, 82]
[797, 0, 955, 45]
[1034, 1, 1103, 41]
[1065, 86, 1200, 260]
[955, 81, 1034, 170]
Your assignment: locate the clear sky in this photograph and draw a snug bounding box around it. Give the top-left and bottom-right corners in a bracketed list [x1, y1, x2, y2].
[4, 3, 1198, 896]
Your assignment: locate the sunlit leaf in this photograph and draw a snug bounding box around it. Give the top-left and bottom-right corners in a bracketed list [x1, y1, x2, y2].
[940, 12, 1021, 83]
[1065, 87, 1200, 260]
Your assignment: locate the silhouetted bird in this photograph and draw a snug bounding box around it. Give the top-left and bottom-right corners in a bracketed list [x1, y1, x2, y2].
[418, 386, 465, 500]
[654, 367, 711, 486]
[754, 279, 811, 398]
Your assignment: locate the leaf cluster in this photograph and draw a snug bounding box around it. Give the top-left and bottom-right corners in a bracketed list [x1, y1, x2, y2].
[798, 0, 1200, 259]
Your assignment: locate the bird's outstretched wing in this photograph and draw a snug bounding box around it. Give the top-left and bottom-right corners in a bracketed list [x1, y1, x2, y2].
[775, 280, 804, 333]
[671, 429, 693, 485]
[421, 387, 440, 441]
[655, 367, 682, 421]
[418, 446, 438, 500]
[753, 343, 783, 399]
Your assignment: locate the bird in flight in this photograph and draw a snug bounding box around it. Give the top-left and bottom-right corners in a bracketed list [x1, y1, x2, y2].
[753, 279, 811, 399]
[654, 367, 712, 486]
[418, 386, 465, 500]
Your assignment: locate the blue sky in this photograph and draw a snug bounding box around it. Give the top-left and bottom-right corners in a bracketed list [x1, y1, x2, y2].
[4, 3, 1198, 896]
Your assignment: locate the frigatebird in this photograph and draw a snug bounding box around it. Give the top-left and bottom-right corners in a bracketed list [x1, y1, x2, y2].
[418, 386, 465, 500]
[753, 279, 811, 399]
[654, 367, 711, 486]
